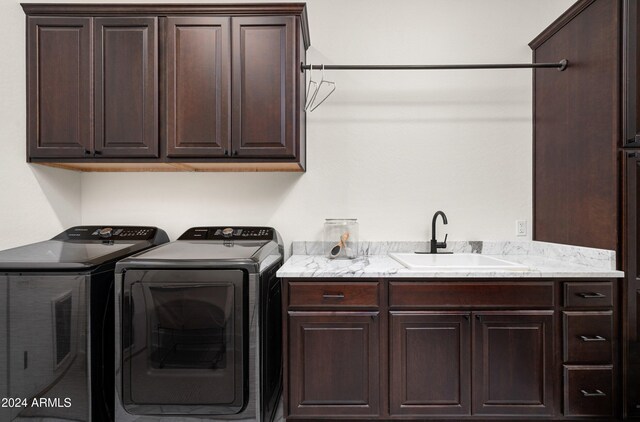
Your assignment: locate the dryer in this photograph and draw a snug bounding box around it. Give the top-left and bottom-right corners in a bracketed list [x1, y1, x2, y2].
[0, 226, 169, 422]
[115, 226, 283, 422]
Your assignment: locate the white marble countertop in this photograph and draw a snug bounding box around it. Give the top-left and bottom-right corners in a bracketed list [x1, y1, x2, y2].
[277, 241, 624, 279]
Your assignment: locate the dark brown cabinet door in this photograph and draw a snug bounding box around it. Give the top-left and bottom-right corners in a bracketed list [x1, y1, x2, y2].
[288, 311, 379, 417]
[231, 17, 296, 158]
[165, 17, 231, 158]
[626, 152, 640, 416]
[27, 17, 92, 158]
[389, 312, 471, 416]
[94, 17, 158, 158]
[625, 0, 640, 147]
[472, 311, 554, 416]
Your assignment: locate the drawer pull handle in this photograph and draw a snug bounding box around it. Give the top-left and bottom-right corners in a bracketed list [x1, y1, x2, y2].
[322, 293, 345, 299]
[580, 389, 606, 397]
[578, 292, 606, 299]
[580, 335, 607, 342]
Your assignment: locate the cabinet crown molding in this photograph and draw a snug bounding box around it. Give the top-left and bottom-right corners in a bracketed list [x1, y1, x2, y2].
[20, 2, 311, 48]
[529, 0, 597, 49]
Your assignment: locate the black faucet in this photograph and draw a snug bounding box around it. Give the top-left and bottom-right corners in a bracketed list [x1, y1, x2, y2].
[430, 211, 448, 253]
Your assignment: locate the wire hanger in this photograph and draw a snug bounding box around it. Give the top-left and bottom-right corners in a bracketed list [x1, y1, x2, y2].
[308, 64, 336, 112]
[304, 65, 318, 111]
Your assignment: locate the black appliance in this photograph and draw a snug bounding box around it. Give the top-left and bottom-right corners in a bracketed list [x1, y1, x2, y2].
[0, 226, 169, 422]
[115, 226, 283, 422]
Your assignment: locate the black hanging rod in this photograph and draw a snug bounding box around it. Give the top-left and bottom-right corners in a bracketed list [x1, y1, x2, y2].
[302, 59, 568, 72]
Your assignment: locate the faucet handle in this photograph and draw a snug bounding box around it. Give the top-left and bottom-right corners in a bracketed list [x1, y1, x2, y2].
[436, 233, 448, 249]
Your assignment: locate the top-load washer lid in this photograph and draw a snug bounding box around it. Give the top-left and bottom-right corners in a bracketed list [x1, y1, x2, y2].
[116, 226, 284, 271]
[0, 225, 169, 271]
[133, 241, 270, 261]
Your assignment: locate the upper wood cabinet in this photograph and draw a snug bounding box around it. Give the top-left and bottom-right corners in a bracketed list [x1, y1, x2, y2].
[626, 0, 640, 147]
[22, 4, 310, 171]
[165, 16, 231, 158]
[27, 16, 159, 159]
[232, 16, 296, 158]
[27, 17, 92, 158]
[94, 17, 158, 158]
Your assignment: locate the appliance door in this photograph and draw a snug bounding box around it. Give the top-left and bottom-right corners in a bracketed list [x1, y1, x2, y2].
[121, 269, 247, 416]
[4, 274, 86, 421]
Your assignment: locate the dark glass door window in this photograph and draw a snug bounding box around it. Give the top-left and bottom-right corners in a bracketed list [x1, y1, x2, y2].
[121, 269, 247, 415]
[148, 285, 230, 370]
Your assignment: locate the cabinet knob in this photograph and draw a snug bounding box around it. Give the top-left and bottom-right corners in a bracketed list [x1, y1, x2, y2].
[94, 150, 102, 156]
[233, 150, 238, 156]
[223, 149, 229, 156]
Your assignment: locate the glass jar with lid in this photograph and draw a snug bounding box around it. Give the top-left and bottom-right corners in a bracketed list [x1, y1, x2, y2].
[323, 219, 359, 259]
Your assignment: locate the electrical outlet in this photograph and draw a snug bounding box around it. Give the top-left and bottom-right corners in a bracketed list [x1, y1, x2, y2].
[516, 220, 527, 237]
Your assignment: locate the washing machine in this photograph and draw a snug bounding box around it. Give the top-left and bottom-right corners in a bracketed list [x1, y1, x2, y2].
[114, 226, 284, 422]
[0, 226, 169, 422]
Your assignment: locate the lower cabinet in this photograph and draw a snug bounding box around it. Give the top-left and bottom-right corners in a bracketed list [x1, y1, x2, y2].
[283, 278, 618, 420]
[472, 311, 554, 416]
[287, 311, 380, 418]
[389, 312, 471, 416]
[563, 365, 614, 417]
[388, 311, 554, 417]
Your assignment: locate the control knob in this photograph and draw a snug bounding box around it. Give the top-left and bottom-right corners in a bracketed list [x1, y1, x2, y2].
[99, 227, 113, 238]
[222, 227, 234, 238]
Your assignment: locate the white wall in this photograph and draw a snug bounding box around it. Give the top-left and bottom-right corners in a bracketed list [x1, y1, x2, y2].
[0, 0, 81, 250]
[0, 0, 576, 250]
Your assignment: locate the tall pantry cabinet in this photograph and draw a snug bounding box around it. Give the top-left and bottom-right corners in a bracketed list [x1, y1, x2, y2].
[530, 0, 639, 416]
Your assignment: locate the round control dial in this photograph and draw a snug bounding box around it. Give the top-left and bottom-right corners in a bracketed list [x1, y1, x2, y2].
[222, 227, 234, 238]
[99, 227, 113, 238]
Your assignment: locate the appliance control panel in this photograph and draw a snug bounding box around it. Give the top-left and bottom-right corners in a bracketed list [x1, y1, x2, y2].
[178, 227, 276, 241]
[54, 226, 158, 241]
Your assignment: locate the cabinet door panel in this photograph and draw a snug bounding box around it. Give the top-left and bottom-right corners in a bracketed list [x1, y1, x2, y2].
[473, 311, 554, 416]
[288, 312, 379, 417]
[390, 312, 470, 416]
[27, 17, 92, 158]
[165, 17, 230, 157]
[232, 17, 295, 158]
[627, 153, 640, 416]
[95, 17, 158, 157]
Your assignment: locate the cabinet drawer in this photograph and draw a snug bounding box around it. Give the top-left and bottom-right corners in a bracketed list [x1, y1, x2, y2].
[288, 281, 379, 309]
[389, 282, 554, 308]
[564, 282, 613, 308]
[563, 311, 613, 363]
[563, 365, 613, 417]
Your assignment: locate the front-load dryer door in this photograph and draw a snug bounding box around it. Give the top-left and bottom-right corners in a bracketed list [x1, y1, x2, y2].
[121, 269, 247, 415]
